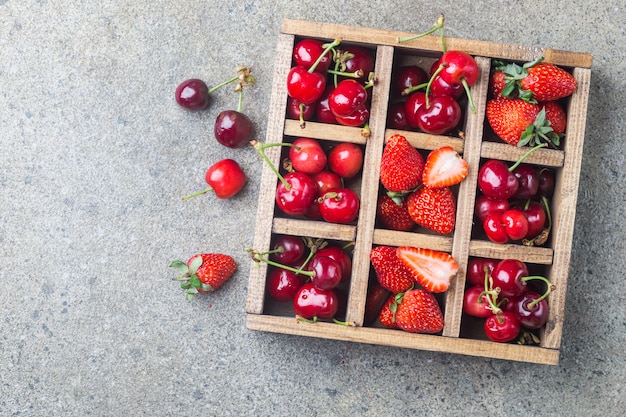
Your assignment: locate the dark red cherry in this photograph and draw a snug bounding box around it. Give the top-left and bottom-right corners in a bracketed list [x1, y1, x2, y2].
[270, 235, 306, 266]
[341, 46, 375, 79]
[522, 202, 547, 240]
[214, 110, 254, 148]
[513, 164, 540, 199]
[175, 79, 210, 110]
[478, 160, 519, 199]
[315, 246, 352, 282]
[307, 256, 343, 290]
[392, 65, 428, 96]
[537, 167, 555, 197]
[266, 268, 306, 302]
[474, 194, 510, 223]
[463, 285, 494, 318]
[404, 91, 428, 129]
[287, 97, 316, 125]
[387, 101, 411, 130]
[334, 103, 369, 127]
[467, 257, 498, 287]
[511, 291, 550, 329]
[315, 85, 339, 124]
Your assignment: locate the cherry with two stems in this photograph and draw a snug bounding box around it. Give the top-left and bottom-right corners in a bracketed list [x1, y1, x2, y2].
[287, 39, 341, 105]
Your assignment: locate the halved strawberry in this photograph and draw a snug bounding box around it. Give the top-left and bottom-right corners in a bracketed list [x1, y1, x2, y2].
[396, 246, 458, 293]
[380, 134, 425, 193]
[370, 246, 415, 294]
[422, 146, 469, 189]
[394, 289, 444, 333]
[406, 187, 456, 235]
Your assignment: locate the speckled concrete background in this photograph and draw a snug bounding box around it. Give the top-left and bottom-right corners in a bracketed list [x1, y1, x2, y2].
[1, 1, 624, 416]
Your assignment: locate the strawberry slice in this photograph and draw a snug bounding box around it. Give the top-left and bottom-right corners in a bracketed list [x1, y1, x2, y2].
[396, 247, 458, 293]
[422, 146, 469, 189]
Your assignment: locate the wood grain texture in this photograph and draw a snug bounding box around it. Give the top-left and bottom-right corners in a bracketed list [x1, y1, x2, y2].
[480, 142, 565, 167]
[284, 120, 368, 144]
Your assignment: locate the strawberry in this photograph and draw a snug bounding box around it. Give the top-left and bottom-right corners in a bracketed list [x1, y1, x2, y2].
[406, 187, 456, 235]
[542, 100, 567, 135]
[492, 57, 577, 103]
[380, 134, 424, 193]
[422, 146, 469, 189]
[370, 246, 415, 294]
[394, 289, 444, 334]
[376, 194, 415, 231]
[486, 98, 562, 147]
[170, 253, 237, 299]
[378, 294, 399, 329]
[396, 246, 458, 293]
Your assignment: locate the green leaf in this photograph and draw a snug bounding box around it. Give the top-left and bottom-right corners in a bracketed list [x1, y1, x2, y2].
[169, 260, 189, 274]
[189, 274, 201, 289]
[188, 256, 203, 274]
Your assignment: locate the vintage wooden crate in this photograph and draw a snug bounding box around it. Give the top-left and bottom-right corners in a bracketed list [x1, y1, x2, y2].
[245, 19, 592, 365]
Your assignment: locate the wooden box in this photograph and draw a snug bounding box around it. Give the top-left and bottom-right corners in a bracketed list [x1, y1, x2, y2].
[245, 19, 592, 365]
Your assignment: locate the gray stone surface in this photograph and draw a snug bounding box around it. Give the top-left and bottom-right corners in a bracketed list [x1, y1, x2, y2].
[1, 1, 625, 416]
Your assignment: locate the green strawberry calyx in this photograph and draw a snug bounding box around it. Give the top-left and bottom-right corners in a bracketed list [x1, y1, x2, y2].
[170, 256, 214, 300]
[494, 56, 544, 103]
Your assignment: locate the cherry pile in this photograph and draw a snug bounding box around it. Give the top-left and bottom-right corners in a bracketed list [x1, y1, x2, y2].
[463, 257, 554, 343]
[253, 137, 364, 224]
[476, 145, 555, 245]
[249, 235, 353, 323]
[286, 38, 376, 131]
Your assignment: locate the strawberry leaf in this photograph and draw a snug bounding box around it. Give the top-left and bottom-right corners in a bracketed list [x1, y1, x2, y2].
[188, 256, 203, 274]
[169, 260, 189, 275]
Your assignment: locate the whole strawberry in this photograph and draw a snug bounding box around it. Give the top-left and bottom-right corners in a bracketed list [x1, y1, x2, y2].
[370, 245, 415, 293]
[542, 100, 567, 135]
[376, 194, 415, 231]
[406, 186, 456, 235]
[394, 289, 444, 334]
[380, 134, 424, 194]
[170, 253, 237, 299]
[378, 294, 399, 329]
[486, 98, 562, 147]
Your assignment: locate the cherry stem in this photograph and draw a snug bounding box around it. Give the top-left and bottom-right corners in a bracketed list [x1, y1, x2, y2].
[208, 74, 241, 94]
[508, 143, 548, 172]
[520, 275, 555, 308]
[425, 64, 446, 107]
[296, 315, 318, 324]
[236, 88, 244, 113]
[298, 103, 306, 128]
[181, 187, 213, 200]
[309, 38, 341, 74]
[332, 318, 357, 326]
[326, 68, 364, 78]
[482, 267, 502, 315]
[542, 195, 553, 233]
[402, 81, 428, 96]
[251, 140, 290, 188]
[397, 14, 445, 46]
[249, 250, 315, 278]
[461, 78, 476, 113]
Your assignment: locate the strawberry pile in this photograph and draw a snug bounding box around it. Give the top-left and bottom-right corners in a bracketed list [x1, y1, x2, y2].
[377, 134, 468, 235]
[486, 57, 576, 147]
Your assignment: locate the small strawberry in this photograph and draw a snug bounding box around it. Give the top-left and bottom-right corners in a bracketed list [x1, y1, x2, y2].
[380, 134, 425, 194]
[422, 146, 469, 189]
[489, 69, 507, 98]
[394, 289, 444, 334]
[378, 294, 399, 329]
[370, 246, 415, 294]
[492, 57, 577, 103]
[170, 253, 237, 299]
[542, 100, 567, 135]
[396, 246, 458, 293]
[486, 98, 562, 147]
[406, 187, 456, 235]
[376, 194, 415, 231]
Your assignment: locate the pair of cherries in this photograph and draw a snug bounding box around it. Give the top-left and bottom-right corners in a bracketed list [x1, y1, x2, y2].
[175, 67, 256, 149]
[477, 144, 555, 244]
[387, 50, 479, 135]
[463, 257, 554, 343]
[286, 38, 375, 128]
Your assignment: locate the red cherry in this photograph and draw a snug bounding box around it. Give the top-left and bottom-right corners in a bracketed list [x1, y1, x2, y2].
[387, 101, 411, 130]
[364, 283, 391, 326]
[429, 60, 464, 98]
[318, 188, 360, 224]
[483, 212, 509, 244]
[478, 159, 519, 199]
[437, 50, 480, 87]
[491, 259, 529, 298]
[502, 208, 529, 241]
[307, 255, 343, 290]
[175, 79, 209, 110]
[266, 268, 306, 302]
[404, 91, 428, 129]
[328, 143, 364, 179]
[286, 66, 327, 105]
[293, 282, 339, 320]
[312, 170, 343, 197]
[513, 164, 540, 199]
[467, 257, 498, 287]
[392, 65, 428, 96]
[275, 172, 317, 216]
[316, 246, 352, 282]
[510, 291, 550, 329]
[523, 202, 547, 240]
[484, 311, 521, 343]
[334, 103, 369, 127]
[340, 46, 375, 80]
[474, 194, 510, 223]
[537, 167, 555, 197]
[463, 285, 494, 318]
[289, 137, 327, 175]
[328, 79, 368, 118]
[270, 235, 306, 266]
[214, 110, 254, 149]
[315, 85, 339, 124]
[182, 159, 246, 200]
[287, 97, 316, 126]
[416, 94, 462, 135]
[293, 39, 332, 73]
